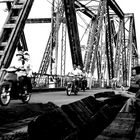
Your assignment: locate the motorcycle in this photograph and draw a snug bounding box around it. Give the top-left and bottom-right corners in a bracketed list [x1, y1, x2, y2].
[80, 76, 87, 92]
[0, 67, 31, 106]
[66, 75, 79, 96]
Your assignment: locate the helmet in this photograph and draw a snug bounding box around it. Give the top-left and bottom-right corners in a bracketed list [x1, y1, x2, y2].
[73, 64, 77, 69]
[78, 65, 81, 69]
[132, 66, 140, 75]
[23, 51, 29, 56]
[16, 51, 23, 56]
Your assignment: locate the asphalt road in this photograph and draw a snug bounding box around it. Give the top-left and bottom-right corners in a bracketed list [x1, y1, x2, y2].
[0, 88, 115, 137]
[9, 88, 113, 107]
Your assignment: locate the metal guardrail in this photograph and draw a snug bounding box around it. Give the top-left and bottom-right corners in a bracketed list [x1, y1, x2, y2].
[31, 73, 110, 89]
[31, 73, 67, 88]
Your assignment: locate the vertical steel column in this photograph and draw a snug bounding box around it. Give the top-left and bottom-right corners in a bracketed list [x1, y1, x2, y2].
[121, 19, 127, 86]
[96, 51, 101, 80]
[126, 16, 133, 86]
[50, 0, 55, 75]
[38, 1, 63, 76]
[85, 0, 105, 75]
[62, 0, 83, 68]
[114, 20, 122, 78]
[84, 20, 94, 72]
[60, 22, 66, 76]
[105, 0, 114, 80]
[54, 0, 60, 75]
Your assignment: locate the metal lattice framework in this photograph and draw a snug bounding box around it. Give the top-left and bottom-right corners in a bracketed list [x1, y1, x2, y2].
[0, 0, 138, 87]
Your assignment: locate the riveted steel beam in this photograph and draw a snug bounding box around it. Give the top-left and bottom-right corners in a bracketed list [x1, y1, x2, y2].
[107, 0, 124, 19]
[75, 0, 96, 19]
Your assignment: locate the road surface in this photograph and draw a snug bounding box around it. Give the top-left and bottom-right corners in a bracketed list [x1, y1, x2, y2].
[0, 88, 115, 137]
[9, 88, 113, 106]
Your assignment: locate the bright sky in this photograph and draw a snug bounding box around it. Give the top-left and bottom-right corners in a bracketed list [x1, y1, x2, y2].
[0, 0, 139, 74]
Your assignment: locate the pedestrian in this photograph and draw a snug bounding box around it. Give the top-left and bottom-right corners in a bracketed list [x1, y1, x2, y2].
[118, 66, 140, 112]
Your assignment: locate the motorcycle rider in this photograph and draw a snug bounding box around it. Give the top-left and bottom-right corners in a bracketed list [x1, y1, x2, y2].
[15, 50, 32, 94]
[24, 64, 33, 93]
[0, 50, 32, 105]
[77, 65, 83, 89]
[67, 64, 80, 90]
[68, 64, 78, 76]
[81, 68, 88, 90]
[77, 65, 83, 76]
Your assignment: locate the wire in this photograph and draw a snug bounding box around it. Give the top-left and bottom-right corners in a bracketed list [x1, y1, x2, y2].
[46, 0, 53, 5]
[46, 0, 61, 10]
[77, 22, 86, 29]
[77, 11, 88, 26]
[85, 0, 94, 6]
[80, 21, 91, 42]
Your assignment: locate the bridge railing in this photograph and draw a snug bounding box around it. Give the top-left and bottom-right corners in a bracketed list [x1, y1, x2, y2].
[31, 73, 67, 88]
[31, 73, 109, 89]
[87, 78, 108, 89]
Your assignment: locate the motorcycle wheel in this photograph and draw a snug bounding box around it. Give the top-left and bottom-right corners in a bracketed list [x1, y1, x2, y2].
[66, 88, 71, 96]
[21, 85, 31, 103]
[0, 85, 10, 106]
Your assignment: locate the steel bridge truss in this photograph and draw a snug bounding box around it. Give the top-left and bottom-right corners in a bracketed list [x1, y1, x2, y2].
[82, 0, 138, 86]
[0, 0, 34, 80]
[0, 0, 138, 87]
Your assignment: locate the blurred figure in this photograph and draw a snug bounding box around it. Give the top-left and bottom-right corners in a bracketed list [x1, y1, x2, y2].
[81, 68, 88, 91]
[68, 64, 79, 76]
[111, 77, 118, 90]
[67, 64, 79, 90]
[119, 66, 140, 112]
[16, 50, 32, 94]
[77, 65, 83, 77]
[25, 64, 33, 93]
